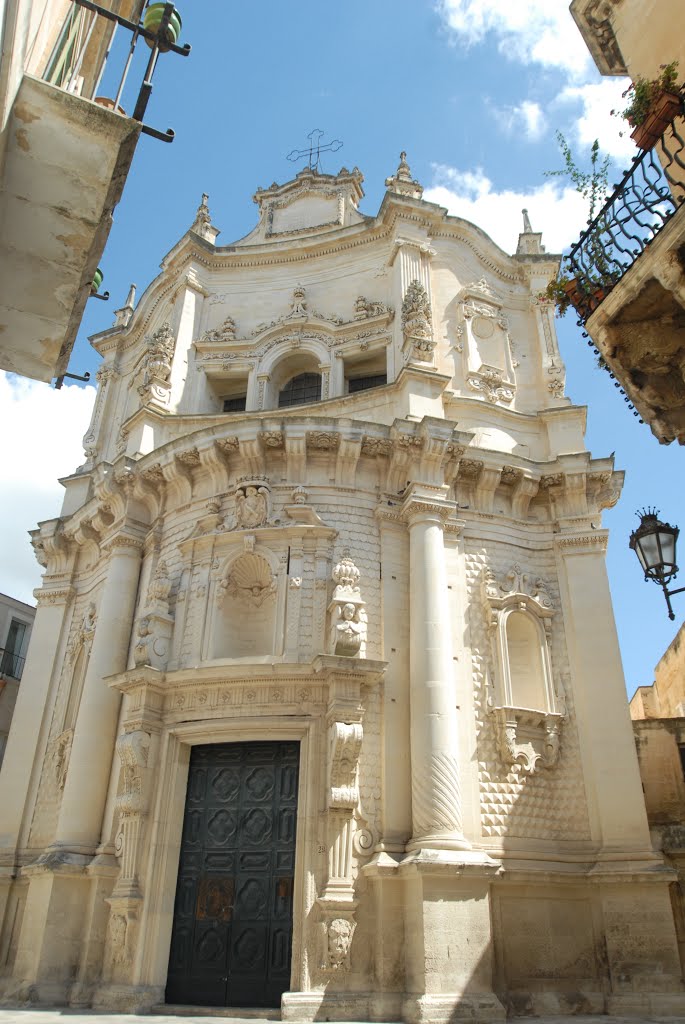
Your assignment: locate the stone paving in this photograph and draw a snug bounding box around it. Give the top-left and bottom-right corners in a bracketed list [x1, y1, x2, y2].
[1, 1014, 685, 1024]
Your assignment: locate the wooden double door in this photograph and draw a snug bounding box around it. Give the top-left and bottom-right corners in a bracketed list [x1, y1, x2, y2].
[166, 741, 299, 1008]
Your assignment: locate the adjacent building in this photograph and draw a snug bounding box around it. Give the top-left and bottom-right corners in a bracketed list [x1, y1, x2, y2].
[0, 594, 35, 768]
[0, 0, 186, 383]
[569, 0, 685, 445]
[0, 156, 682, 1019]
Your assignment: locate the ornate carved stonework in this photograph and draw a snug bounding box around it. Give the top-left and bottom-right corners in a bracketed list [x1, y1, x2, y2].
[202, 316, 237, 343]
[385, 150, 423, 200]
[401, 279, 435, 364]
[133, 561, 174, 670]
[233, 478, 271, 529]
[328, 554, 367, 658]
[354, 295, 392, 320]
[137, 323, 174, 405]
[467, 364, 515, 404]
[483, 562, 563, 775]
[53, 728, 73, 790]
[218, 552, 277, 608]
[325, 916, 356, 971]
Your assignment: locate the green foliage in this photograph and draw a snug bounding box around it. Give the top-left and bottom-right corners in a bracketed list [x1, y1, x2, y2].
[545, 132, 610, 222]
[541, 134, 615, 317]
[615, 61, 681, 128]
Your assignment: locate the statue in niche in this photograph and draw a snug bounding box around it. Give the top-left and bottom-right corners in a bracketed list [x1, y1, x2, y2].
[236, 485, 268, 529]
[328, 553, 367, 657]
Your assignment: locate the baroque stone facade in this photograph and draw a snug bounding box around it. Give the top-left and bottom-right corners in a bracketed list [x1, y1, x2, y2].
[0, 158, 683, 1020]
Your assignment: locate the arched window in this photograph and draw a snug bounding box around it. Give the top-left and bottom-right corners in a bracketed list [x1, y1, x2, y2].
[278, 373, 321, 408]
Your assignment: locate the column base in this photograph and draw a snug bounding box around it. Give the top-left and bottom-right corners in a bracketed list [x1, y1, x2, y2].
[281, 990, 372, 1021]
[403, 992, 506, 1023]
[607, 991, 685, 1015]
[92, 982, 164, 1012]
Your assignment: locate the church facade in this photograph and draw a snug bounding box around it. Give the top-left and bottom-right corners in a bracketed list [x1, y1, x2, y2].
[0, 155, 682, 1021]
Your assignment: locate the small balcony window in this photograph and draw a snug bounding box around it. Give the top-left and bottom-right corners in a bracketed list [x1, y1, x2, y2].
[348, 373, 387, 393]
[278, 373, 321, 408]
[223, 395, 247, 413]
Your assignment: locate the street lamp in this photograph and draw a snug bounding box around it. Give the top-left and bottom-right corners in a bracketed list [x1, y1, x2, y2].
[629, 508, 685, 620]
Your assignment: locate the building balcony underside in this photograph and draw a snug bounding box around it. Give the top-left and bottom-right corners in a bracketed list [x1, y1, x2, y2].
[586, 205, 685, 446]
[0, 74, 140, 382]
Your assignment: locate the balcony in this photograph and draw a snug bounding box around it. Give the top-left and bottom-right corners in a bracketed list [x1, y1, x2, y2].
[566, 94, 685, 445]
[0, 1, 189, 383]
[0, 648, 25, 681]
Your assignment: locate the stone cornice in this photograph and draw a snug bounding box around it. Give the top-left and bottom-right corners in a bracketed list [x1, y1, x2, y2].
[554, 530, 609, 553]
[109, 656, 387, 694]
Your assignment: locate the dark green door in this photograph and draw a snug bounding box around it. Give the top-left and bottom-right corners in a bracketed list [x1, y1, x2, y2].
[166, 741, 299, 1007]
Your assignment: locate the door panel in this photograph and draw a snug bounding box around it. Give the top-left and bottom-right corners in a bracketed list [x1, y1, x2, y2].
[166, 741, 299, 1007]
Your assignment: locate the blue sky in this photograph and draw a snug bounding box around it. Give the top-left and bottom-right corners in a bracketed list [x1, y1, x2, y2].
[1, 0, 682, 694]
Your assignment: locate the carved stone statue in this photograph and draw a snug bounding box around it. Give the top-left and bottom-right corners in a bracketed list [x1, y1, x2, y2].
[328, 552, 367, 657]
[332, 602, 364, 656]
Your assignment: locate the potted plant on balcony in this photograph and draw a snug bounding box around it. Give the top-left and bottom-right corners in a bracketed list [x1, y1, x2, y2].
[143, 3, 182, 50]
[615, 61, 683, 150]
[540, 134, 617, 317]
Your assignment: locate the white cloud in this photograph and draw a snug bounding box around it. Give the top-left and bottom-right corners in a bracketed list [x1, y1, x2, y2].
[0, 372, 95, 605]
[425, 165, 589, 253]
[437, 0, 593, 78]
[492, 99, 547, 141]
[558, 78, 636, 162]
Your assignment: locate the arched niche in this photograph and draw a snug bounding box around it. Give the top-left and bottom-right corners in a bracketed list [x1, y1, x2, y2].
[483, 563, 564, 774]
[210, 546, 285, 660]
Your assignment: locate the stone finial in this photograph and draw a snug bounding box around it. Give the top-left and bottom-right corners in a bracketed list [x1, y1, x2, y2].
[190, 192, 220, 244]
[516, 207, 545, 256]
[113, 283, 136, 328]
[385, 150, 423, 200]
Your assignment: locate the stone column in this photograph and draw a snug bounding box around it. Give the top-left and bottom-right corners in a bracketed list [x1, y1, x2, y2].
[401, 491, 467, 851]
[0, 587, 73, 942]
[53, 528, 145, 855]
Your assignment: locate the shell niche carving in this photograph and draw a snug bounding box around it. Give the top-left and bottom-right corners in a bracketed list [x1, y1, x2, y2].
[219, 552, 276, 608]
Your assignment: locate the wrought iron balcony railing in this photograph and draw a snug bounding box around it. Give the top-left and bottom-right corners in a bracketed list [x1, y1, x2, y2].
[0, 648, 25, 681]
[566, 93, 685, 323]
[42, 0, 190, 142]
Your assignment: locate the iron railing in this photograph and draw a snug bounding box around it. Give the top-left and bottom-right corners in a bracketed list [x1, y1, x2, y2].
[0, 648, 25, 680]
[43, 0, 190, 142]
[566, 93, 685, 323]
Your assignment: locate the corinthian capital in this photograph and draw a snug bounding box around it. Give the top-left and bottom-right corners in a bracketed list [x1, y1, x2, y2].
[400, 486, 454, 525]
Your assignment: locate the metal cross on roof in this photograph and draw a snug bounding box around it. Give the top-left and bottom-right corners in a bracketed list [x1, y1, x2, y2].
[287, 129, 343, 172]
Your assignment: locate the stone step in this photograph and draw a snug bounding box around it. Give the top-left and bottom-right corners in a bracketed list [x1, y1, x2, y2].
[151, 1007, 280, 1021]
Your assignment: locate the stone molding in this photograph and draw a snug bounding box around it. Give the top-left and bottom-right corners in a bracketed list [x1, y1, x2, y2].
[554, 530, 609, 553]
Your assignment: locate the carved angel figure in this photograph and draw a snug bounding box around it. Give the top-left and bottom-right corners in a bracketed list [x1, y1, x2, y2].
[331, 603, 364, 657]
